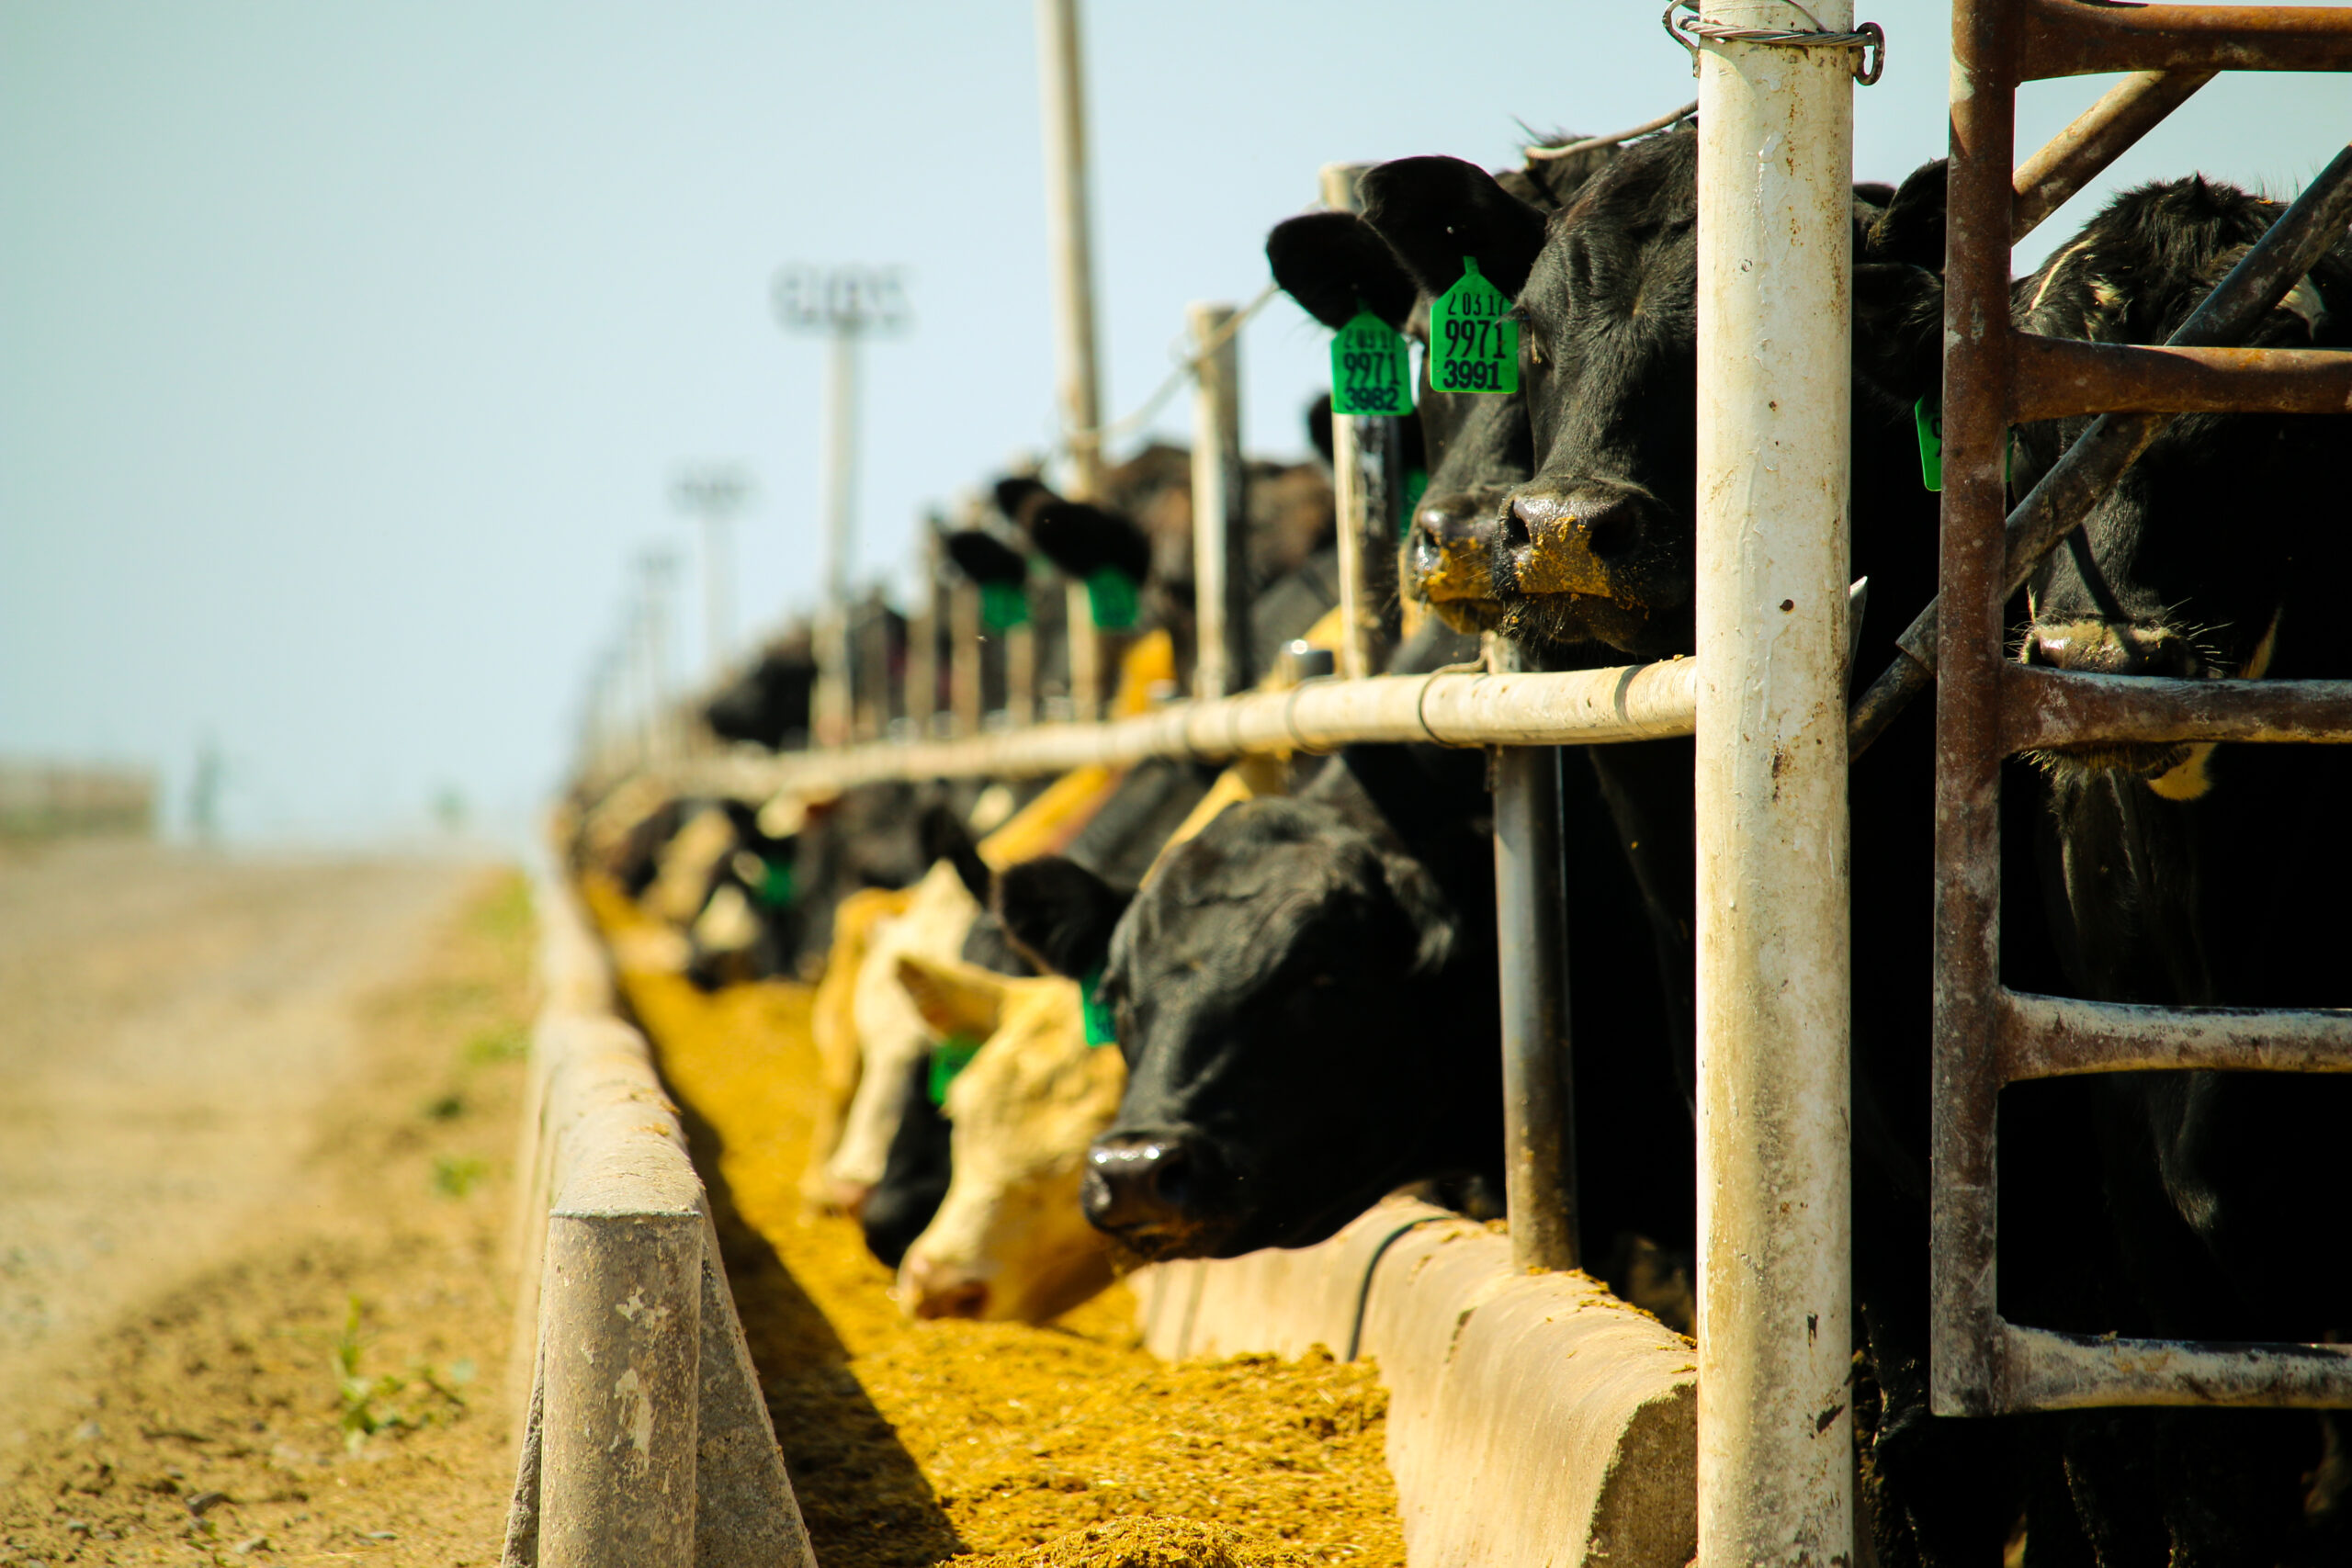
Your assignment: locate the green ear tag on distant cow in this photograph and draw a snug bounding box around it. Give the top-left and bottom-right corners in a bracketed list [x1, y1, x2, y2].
[757, 859, 797, 910]
[1329, 309, 1412, 416]
[1429, 257, 1518, 395]
[1080, 964, 1116, 1048]
[979, 580, 1031, 631]
[1085, 568, 1139, 631]
[1915, 398, 1942, 493]
[1398, 467, 1430, 542]
[928, 1036, 983, 1107]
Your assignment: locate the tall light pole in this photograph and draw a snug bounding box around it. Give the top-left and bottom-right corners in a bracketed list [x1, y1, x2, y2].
[671, 464, 754, 678]
[774, 265, 909, 746]
[1035, 0, 1108, 717]
[632, 548, 681, 763]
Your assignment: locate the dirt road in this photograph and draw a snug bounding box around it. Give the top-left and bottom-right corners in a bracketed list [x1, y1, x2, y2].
[0, 840, 533, 1566]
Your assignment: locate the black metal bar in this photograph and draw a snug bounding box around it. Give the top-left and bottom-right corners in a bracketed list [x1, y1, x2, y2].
[1493, 708, 1577, 1273]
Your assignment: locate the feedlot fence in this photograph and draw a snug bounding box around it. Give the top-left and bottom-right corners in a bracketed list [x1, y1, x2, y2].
[569, 3, 2352, 1562]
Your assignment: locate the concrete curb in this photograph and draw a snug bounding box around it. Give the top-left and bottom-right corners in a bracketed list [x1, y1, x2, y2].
[503, 874, 816, 1568]
[1133, 1199, 1699, 1568]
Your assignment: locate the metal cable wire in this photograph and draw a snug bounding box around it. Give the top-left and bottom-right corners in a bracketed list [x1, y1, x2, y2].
[1051, 279, 1283, 457]
[1525, 100, 1700, 162]
[1663, 0, 1885, 85]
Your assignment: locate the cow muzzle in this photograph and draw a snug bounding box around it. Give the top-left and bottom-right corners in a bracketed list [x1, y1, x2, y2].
[899, 1251, 989, 1320]
[2023, 618, 2204, 778]
[1407, 486, 1509, 632]
[1499, 484, 1680, 605]
[1080, 1130, 1227, 1258]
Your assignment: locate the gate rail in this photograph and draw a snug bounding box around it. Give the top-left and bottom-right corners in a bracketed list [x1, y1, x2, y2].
[1932, 0, 2352, 1417]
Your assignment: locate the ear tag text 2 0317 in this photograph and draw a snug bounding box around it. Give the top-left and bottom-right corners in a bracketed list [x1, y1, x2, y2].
[1430, 257, 1517, 396]
[1329, 310, 1411, 416]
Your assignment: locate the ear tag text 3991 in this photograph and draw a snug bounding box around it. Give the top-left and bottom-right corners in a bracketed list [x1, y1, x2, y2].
[1329, 309, 1411, 416]
[1430, 257, 1518, 396]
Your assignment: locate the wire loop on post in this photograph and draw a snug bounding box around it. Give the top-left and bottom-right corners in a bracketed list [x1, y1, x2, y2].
[1663, 0, 1884, 85]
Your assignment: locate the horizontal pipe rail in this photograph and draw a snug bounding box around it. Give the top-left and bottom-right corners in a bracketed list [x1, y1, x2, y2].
[2011, 68, 2215, 243]
[1998, 988, 2352, 1078]
[677, 660, 1700, 796]
[2018, 0, 2352, 79]
[1998, 1325, 2352, 1411]
[2011, 335, 2352, 421]
[1999, 665, 2352, 752]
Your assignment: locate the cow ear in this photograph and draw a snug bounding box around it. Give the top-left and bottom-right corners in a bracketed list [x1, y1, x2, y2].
[994, 857, 1131, 979]
[1266, 210, 1419, 330]
[1854, 263, 1945, 405]
[993, 476, 1057, 530]
[895, 953, 1006, 1041]
[1359, 156, 1551, 301]
[919, 804, 991, 905]
[1379, 850, 1460, 976]
[1864, 158, 1947, 272]
[944, 529, 1030, 587]
[1028, 501, 1155, 584]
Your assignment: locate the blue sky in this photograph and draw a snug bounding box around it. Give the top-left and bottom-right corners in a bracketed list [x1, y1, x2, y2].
[3, 1, 2341, 842]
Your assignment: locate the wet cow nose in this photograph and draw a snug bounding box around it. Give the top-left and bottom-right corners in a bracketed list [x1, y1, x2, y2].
[1503, 486, 1660, 601]
[2030, 621, 2201, 679]
[1082, 1132, 1200, 1234]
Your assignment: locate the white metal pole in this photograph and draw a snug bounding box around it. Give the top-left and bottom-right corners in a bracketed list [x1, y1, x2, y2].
[817, 327, 859, 746]
[1692, 7, 1856, 1567]
[701, 513, 732, 676]
[1188, 302, 1250, 700]
[1036, 0, 1105, 717]
[1319, 162, 1396, 682]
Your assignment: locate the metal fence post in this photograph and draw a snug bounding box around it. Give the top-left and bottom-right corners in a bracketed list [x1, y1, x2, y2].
[1189, 302, 1252, 700]
[1037, 0, 1105, 719]
[1490, 643, 1578, 1271]
[1319, 162, 1402, 682]
[1692, 6, 1856, 1564]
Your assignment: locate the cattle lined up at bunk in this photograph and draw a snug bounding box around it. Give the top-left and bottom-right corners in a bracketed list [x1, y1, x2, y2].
[563, 106, 2352, 1568]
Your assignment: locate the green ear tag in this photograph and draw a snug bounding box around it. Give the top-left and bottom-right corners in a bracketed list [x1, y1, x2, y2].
[1429, 257, 1518, 396]
[1329, 309, 1412, 416]
[1914, 398, 1942, 493]
[1398, 467, 1430, 542]
[1085, 568, 1139, 631]
[928, 1036, 982, 1106]
[1080, 964, 1116, 1048]
[979, 580, 1031, 631]
[757, 859, 797, 909]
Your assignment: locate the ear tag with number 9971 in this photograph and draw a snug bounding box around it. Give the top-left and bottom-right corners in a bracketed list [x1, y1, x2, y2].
[1430, 256, 1518, 395]
[1329, 309, 1412, 416]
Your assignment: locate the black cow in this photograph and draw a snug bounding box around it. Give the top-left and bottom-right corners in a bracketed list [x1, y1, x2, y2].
[1261, 139, 1617, 634]
[2000, 178, 2352, 1564]
[995, 622, 1696, 1322]
[857, 757, 1225, 1270]
[704, 628, 819, 750]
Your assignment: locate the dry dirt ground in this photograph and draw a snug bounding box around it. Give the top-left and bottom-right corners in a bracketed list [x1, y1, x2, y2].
[0, 840, 536, 1567]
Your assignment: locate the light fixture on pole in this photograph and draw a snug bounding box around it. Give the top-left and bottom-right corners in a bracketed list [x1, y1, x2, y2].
[773, 264, 910, 746]
[670, 464, 755, 677]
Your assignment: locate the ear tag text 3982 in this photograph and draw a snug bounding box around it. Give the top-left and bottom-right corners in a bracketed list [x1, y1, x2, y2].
[1329, 309, 1411, 416]
[1430, 257, 1518, 396]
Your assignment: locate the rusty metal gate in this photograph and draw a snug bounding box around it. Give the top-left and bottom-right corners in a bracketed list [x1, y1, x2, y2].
[1925, 0, 2352, 1416]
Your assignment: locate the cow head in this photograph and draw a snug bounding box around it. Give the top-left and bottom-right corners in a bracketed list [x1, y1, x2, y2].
[1365, 129, 1941, 661]
[889, 953, 1122, 1324]
[821, 856, 983, 1213]
[2014, 177, 2351, 793]
[1266, 196, 1534, 634]
[997, 797, 1491, 1261]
